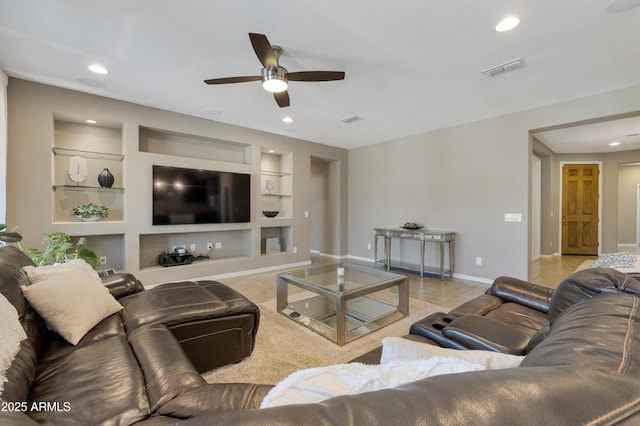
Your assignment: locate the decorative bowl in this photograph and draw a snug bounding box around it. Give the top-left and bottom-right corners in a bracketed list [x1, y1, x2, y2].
[401, 223, 423, 230]
[263, 211, 279, 218]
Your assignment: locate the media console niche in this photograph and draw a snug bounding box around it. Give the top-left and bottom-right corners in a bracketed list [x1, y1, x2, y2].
[49, 118, 296, 284]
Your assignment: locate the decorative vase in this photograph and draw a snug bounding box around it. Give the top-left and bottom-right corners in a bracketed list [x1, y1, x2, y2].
[98, 168, 114, 188]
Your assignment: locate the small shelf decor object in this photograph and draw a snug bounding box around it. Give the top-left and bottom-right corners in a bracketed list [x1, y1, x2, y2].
[71, 203, 109, 222]
[97, 168, 115, 188]
[68, 156, 88, 185]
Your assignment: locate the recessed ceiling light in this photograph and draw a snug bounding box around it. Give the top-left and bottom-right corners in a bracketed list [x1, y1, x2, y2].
[496, 16, 520, 32]
[86, 119, 97, 124]
[609, 141, 621, 146]
[282, 116, 294, 124]
[268, 150, 275, 153]
[88, 64, 109, 75]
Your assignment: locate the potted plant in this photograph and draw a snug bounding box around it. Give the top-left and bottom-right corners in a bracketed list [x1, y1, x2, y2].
[23, 232, 99, 269]
[71, 203, 109, 222]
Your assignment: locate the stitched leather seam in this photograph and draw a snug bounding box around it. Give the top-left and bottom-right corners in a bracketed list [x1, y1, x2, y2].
[617, 296, 638, 374]
[144, 369, 198, 390]
[585, 396, 640, 426]
[176, 327, 244, 343]
[128, 298, 251, 315]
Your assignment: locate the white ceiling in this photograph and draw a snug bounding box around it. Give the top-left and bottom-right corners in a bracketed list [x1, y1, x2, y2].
[2, 0, 640, 151]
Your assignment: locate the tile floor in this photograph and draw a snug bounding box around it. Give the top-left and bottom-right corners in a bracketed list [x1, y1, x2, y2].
[219, 254, 590, 311]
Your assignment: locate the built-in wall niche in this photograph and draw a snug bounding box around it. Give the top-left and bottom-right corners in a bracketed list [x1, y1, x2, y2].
[139, 229, 253, 269]
[139, 126, 253, 164]
[52, 119, 124, 222]
[260, 226, 292, 255]
[81, 234, 126, 272]
[260, 151, 293, 219]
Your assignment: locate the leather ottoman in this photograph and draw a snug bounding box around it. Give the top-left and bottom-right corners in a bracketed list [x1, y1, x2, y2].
[119, 281, 259, 373]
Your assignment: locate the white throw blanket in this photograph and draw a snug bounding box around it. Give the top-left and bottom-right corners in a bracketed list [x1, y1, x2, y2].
[261, 357, 486, 408]
[261, 337, 524, 408]
[0, 293, 27, 399]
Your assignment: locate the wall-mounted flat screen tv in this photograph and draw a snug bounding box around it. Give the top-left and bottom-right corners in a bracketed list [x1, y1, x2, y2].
[152, 165, 251, 225]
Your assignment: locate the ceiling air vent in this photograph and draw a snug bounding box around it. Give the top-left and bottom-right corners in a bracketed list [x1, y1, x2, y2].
[339, 115, 362, 124]
[482, 57, 526, 77]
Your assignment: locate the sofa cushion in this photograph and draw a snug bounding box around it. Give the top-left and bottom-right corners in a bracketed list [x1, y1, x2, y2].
[0, 247, 34, 320]
[548, 267, 640, 322]
[523, 292, 639, 370]
[29, 335, 150, 425]
[21, 261, 122, 345]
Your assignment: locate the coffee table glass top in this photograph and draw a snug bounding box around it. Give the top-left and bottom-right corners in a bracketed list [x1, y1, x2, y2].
[279, 263, 404, 294]
[277, 263, 409, 345]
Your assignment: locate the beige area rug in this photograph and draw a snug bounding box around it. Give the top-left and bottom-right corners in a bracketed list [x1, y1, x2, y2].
[203, 294, 446, 385]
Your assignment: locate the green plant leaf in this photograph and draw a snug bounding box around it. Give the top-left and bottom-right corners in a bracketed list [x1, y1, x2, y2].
[77, 248, 98, 270]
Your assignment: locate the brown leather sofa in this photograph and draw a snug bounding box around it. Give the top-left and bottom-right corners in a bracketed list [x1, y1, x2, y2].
[4, 241, 640, 425]
[0, 246, 271, 425]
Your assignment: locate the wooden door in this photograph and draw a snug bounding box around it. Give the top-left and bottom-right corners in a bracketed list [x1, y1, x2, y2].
[562, 164, 599, 255]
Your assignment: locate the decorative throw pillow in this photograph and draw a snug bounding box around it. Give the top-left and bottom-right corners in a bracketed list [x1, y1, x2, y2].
[0, 293, 28, 398]
[21, 261, 122, 345]
[380, 336, 524, 368]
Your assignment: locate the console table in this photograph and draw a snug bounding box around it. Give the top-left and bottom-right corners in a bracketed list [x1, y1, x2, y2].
[374, 227, 455, 279]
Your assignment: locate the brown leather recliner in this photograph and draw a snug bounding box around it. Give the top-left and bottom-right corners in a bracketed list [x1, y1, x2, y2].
[0, 246, 271, 425]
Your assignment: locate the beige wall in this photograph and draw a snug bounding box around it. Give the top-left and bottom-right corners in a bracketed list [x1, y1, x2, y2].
[349, 84, 640, 281]
[6, 78, 348, 284]
[618, 163, 640, 245]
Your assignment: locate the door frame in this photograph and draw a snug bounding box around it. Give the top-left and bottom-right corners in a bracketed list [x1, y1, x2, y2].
[558, 161, 602, 256]
[531, 155, 541, 261]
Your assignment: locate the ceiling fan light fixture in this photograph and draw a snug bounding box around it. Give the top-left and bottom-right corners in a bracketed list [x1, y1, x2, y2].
[495, 16, 520, 32]
[88, 64, 109, 75]
[261, 67, 288, 93]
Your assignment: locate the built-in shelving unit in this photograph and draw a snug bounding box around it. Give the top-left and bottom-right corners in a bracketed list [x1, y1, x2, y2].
[47, 120, 304, 281]
[50, 118, 126, 271]
[260, 151, 293, 255]
[52, 119, 125, 223]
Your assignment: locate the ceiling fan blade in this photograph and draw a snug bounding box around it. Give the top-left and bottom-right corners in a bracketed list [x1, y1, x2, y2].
[204, 76, 261, 85]
[273, 91, 290, 108]
[249, 33, 278, 68]
[287, 71, 345, 82]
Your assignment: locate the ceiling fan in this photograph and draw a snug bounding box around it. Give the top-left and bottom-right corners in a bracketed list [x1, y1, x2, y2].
[204, 33, 345, 108]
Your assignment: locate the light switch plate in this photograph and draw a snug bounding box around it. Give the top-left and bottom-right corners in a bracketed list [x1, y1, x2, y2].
[504, 213, 522, 222]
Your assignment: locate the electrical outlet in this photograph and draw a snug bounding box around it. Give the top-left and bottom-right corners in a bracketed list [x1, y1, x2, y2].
[293, 246, 298, 254]
[475, 257, 482, 266]
[190, 243, 196, 252]
[99, 256, 107, 265]
[367, 243, 372, 250]
[207, 242, 213, 250]
[215, 242, 222, 249]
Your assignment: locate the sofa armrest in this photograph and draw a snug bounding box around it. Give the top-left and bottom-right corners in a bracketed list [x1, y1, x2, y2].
[442, 314, 530, 355]
[487, 276, 554, 314]
[128, 324, 205, 413]
[157, 383, 273, 418]
[102, 273, 144, 299]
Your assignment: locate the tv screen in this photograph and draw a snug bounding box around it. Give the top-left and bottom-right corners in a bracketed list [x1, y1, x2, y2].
[152, 165, 250, 225]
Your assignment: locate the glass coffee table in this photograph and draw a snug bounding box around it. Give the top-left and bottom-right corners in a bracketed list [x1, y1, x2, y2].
[276, 264, 408, 346]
